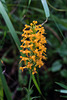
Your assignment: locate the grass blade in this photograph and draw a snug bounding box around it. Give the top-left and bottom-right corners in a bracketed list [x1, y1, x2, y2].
[60, 95, 67, 98]
[32, 75, 46, 100]
[0, 61, 12, 100]
[0, 1, 21, 51]
[0, 78, 3, 100]
[32, 74, 42, 94]
[55, 82, 67, 89]
[55, 89, 67, 94]
[51, 14, 67, 45]
[41, 0, 50, 18]
[28, 0, 31, 6]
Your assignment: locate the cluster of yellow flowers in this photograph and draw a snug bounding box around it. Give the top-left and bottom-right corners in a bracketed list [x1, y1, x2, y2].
[20, 21, 47, 74]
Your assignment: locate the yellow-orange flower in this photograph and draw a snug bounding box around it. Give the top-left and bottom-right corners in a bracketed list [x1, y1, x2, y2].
[19, 21, 47, 74]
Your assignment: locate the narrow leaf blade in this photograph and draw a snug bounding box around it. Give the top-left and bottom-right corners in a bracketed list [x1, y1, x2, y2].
[32, 74, 42, 94]
[0, 61, 12, 100]
[55, 82, 67, 89]
[0, 78, 3, 100]
[0, 1, 21, 51]
[41, 0, 50, 18]
[28, 0, 31, 6]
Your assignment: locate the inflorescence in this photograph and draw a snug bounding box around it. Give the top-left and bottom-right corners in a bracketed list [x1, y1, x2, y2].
[20, 21, 47, 74]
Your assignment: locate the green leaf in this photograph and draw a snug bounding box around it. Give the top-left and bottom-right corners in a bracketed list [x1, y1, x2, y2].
[41, 0, 50, 18]
[31, 96, 40, 99]
[0, 61, 12, 100]
[0, 1, 21, 51]
[17, 87, 28, 92]
[60, 95, 67, 98]
[32, 74, 42, 94]
[1, 0, 8, 12]
[52, 15, 67, 30]
[60, 69, 67, 78]
[28, 0, 31, 6]
[51, 14, 67, 45]
[51, 60, 62, 72]
[56, 38, 67, 57]
[0, 78, 3, 100]
[55, 82, 67, 89]
[2, 58, 14, 64]
[55, 89, 67, 94]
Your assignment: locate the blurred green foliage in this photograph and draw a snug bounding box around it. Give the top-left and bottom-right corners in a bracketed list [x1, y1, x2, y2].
[0, 0, 67, 100]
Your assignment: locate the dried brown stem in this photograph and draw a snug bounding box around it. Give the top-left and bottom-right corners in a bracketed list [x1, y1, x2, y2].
[44, 25, 62, 44]
[41, 18, 48, 26]
[10, 0, 21, 15]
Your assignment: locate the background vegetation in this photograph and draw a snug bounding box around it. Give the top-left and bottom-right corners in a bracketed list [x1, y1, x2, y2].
[0, 0, 67, 100]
